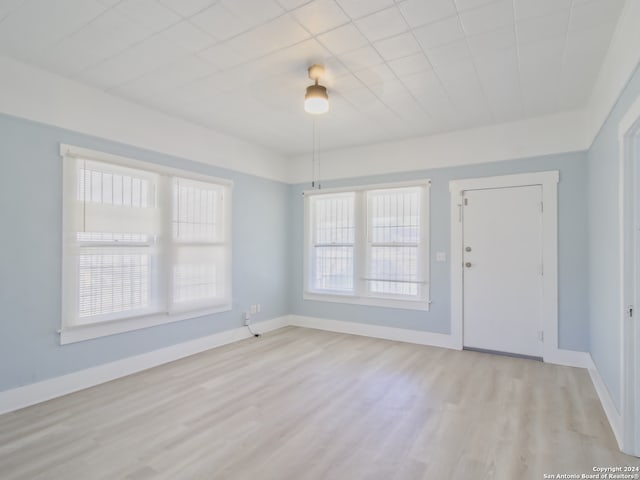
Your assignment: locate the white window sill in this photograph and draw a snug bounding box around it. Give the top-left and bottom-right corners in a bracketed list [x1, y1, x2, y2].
[303, 292, 431, 311]
[59, 304, 232, 345]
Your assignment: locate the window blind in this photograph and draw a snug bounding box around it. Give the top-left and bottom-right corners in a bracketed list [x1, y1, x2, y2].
[62, 148, 233, 336]
[68, 159, 158, 324]
[367, 187, 422, 297]
[170, 177, 229, 312]
[304, 180, 429, 310]
[310, 193, 355, 293]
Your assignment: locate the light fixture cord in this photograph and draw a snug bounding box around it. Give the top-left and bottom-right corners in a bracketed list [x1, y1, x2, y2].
[312, 119, 321, 189]
[316, 121, 321, 190]
[311, 118, 316, 189]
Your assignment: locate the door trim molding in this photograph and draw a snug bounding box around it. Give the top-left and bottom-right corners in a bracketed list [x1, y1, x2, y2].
[449, 171, 560, 361]
[618, 93, 640, 456]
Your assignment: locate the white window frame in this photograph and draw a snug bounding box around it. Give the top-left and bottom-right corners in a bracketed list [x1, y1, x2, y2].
[60, 144, 233, 345]
[303, 179, 431, 311]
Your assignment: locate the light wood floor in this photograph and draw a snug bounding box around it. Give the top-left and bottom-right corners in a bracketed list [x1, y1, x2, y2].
[1, 327, 638, 479]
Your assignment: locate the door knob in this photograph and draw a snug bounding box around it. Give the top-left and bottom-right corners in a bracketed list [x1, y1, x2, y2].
[465, 262, 472, 268]
[465, 246, 472, 252]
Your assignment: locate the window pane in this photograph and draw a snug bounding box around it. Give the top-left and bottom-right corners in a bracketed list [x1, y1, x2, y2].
[63, 151, 234, 334]
[313, 246, 353, 293]
[78, 167, 149, 208]
[172, 246, 225, 308]
[172, 178, 221, 243]
[369, 246, 418, 296]
[368, 187, 422, 297]
[173, 263, 217, 304]
[370, 188, 420, 244]
[313, 194, 354, 244]
[78, 251, 150, 320]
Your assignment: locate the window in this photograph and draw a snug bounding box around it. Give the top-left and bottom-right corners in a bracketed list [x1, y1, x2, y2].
[61, 144, 232, 343]
[171, 177, 230, 312]
[309, 192, 355, 294]
[304, 180, 430, 310]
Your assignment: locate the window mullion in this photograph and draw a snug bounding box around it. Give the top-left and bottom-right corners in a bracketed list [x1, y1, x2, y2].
[354, 190, 367, 297]
[60, 145, 234, 343]
[304, 193, 313, 293]
[420, 185, 430, 302]
[158, 175, 172, 314]
[303, 180, 430, 310]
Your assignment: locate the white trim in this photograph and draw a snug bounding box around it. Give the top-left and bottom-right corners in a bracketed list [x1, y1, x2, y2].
[60, 143, 234, 187]
[288, 315, 591, 366]
[59, 305, 232, 345]
[586, 0, 640, 146]
[449, 171, 559, 192]
[0, 315, 596, 417]
[289, 315, 459, 350]
[0, 55, 289, 182]
[0, 316, 289, 416]
[618, 95, 640, 456]
[449, 171, 560, 359]
[587, 354, 624, 450]
[543, 348, 592, 369]
[302, 292, 430, 311]
[60, 145, 234, 343]
[284, 0, 640, 184]
[303, 180, 431, 311]
[618, 95, 640, 139]
[290, 316, 616, 446]
[0, 0, 638, 188]
[286, 110, 588, 183]
[302, 179, 431, 196]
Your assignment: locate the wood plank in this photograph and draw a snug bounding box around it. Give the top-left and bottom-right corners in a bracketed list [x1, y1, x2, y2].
[0, 327, 637, 479]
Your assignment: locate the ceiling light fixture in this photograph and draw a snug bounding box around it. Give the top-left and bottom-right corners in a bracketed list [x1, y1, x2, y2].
[304, 64, 329, 115]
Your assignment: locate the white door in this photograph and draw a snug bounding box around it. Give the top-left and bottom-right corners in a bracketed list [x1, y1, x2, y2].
[462, 185, 543, 357]
[620, 101, 640, 455]
[626, 133, 640, 455]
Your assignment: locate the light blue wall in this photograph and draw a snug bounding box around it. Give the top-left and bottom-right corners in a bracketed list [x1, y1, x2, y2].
[0, 98, 610, 394]
[588, 62, 640, 412]
[289, 152, 590, 352]
[0, 113, 290, 392]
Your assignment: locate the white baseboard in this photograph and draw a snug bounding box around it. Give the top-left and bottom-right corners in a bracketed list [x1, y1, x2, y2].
[288, 315, 460, 350]
[0, 311, 619, 450]
[0, 316, 288, 416]
[586, 354, 623, 449]
[544, 348, 592, 369]
[287, 316, 625, 451]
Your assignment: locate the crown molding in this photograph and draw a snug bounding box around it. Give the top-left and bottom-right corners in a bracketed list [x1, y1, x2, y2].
[0, 55, 290, 183]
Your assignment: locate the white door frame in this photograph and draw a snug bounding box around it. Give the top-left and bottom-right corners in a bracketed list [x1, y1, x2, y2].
[618, 94, 640, 457]
[449, 171, 560, 362]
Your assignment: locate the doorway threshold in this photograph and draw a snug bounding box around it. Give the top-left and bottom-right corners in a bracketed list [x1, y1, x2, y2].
[463, 346, 543, 362]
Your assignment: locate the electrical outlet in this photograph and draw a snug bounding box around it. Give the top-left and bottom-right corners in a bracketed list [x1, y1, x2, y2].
[243, 311, 250, 325]
[250, 304, 257, 314]
[256, 304, 261, 313]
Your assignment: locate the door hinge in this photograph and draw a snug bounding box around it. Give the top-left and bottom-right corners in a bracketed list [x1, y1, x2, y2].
[540, 201, 544, 212]
[464, 198, 468, 206]
[538, 330, 544, 342]
[629, 306, 634, 318]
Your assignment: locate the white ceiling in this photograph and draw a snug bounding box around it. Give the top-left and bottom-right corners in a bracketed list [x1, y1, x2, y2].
[0, 0, 626, 156]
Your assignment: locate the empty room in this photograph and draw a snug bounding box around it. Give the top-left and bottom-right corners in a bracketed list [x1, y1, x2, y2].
[1, 0, 640, 478]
